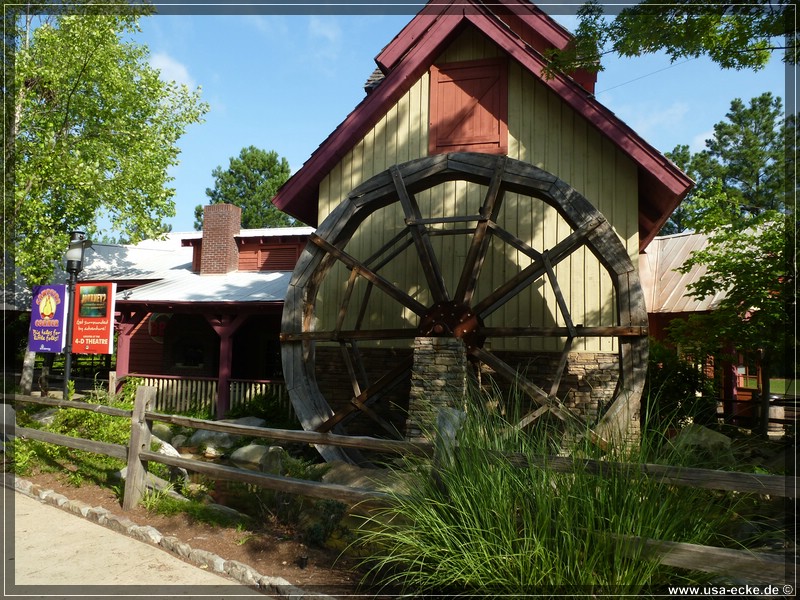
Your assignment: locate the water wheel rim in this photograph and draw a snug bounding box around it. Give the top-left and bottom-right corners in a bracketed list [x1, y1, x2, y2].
[281, 153, 648, 463]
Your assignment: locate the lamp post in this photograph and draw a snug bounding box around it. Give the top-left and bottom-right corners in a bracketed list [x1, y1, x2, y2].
[63, 231, 91, 400]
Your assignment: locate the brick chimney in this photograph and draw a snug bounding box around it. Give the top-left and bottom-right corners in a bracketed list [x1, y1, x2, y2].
[200, 203, 241, 275]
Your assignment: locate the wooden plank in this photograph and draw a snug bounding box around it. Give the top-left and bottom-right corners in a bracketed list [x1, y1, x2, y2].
[516, 454, 797, 498]
[309, 233, 427, 316]
[14, 426, 128, 461]
[145, 411, 434, 457]
[391, 165, 450, 303]
[139, 450, 390, 507]
[6, 394, 131, 418]
[617, 534, 793, 583]
[455, 155, 507, 304]
[123, 386, 155, 510]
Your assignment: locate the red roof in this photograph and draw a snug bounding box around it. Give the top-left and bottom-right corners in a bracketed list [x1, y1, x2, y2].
[272, 0, 692, 251]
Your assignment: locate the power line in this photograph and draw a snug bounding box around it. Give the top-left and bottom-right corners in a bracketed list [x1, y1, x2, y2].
[595, 58, 696, 96]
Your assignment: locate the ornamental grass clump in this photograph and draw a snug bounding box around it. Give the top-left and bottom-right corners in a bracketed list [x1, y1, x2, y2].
[356, 395, 743, 596]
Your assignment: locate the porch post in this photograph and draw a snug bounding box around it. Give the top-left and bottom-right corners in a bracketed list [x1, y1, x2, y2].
[116, 311, 147, 392]
[207, 314, 248, 418]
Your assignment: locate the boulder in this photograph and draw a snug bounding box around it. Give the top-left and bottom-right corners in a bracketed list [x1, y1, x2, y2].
[259, 446, 288, 475]
[30, 408, 58, 426]
[1, 404, 16, 451]
[151, 422, 173, 443]
[186, 416, 267, 451]
[229, 444, 269, 471]
[154, 438, 189, 483]
[670, 424, 735, 466]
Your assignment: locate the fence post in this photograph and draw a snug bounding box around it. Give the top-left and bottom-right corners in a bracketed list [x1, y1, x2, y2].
[122, 385, 155, 511]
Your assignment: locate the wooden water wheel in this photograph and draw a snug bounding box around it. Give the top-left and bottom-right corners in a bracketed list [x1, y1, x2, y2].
[281, 153, 648, 463]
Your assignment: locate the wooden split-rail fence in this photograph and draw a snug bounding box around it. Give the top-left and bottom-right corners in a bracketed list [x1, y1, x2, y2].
[4, 387, 796, 586]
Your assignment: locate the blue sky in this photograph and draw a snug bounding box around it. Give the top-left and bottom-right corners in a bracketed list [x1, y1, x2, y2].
[132, 9, 791, 233]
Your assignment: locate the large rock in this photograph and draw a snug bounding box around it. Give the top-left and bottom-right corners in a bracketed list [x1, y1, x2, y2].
[670, 424, 735, 466]
[154, 438, 189, 483]
[186, 416, 267, 451]
[151, 422, 173, 443]
[229, 444, 269, 471]
[259, 446, 288, 475]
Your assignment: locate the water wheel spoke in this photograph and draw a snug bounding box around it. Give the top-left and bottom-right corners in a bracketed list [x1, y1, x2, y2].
[340, 342, 363, 398]
[335, 269, 360, 333]
[469, 347, 551, 406]
[487, 222, 543, 262]
[391, 165, 450, 303]
[473, 219, 602, 319]
[280, 328, 419, 343]
[480, 326, 647, 337]
[315, 357, 413, 436]
[309, 233, 427, 316]
[455, 156, 507, 304]
[549, 337, 574, 398]
[544, 254, 576, 338]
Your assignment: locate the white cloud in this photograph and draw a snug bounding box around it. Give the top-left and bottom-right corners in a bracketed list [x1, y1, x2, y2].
[618, 102, 690, 139]
[149, 52, 196, 88]
[308, 15, 341, 46]
[690, 129, 714, 153]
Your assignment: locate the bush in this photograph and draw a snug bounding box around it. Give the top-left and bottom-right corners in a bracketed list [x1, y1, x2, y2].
[355, 395, 743, 596]
[643, 340, 717, 432]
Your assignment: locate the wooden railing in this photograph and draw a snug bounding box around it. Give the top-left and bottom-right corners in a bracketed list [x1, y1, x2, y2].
[4, 389, 796, 586]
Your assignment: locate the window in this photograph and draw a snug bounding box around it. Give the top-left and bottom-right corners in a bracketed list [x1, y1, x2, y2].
[428, 57, 508, 155]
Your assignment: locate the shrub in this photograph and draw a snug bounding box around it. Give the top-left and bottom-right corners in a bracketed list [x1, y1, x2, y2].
[355, 395, 743, 596]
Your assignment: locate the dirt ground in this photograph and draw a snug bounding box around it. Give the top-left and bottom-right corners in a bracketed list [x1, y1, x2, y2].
[14, 468, 368, 595]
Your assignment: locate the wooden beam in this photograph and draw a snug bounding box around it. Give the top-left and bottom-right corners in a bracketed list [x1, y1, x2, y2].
[391, 165, 450, 303]
[309, 233, 427, 316]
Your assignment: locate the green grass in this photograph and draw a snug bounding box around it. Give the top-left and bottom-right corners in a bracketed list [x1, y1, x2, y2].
[354, 397, 748, 596]
[768, 378, 797, 395]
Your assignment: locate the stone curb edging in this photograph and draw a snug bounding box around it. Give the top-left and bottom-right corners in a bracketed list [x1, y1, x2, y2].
[9, 476, 336, 599]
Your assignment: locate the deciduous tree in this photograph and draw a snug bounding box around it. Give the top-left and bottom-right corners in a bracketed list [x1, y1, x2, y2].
[545, 0, 797, 77]
[664, 94, 796, 434]
[7, 8, 208, 286]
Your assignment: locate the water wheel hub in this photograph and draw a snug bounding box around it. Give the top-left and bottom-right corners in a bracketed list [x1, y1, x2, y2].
[418, 301, 485, 351]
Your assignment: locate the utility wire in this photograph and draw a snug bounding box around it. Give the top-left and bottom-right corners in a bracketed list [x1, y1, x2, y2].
[594, 57, 696, 96]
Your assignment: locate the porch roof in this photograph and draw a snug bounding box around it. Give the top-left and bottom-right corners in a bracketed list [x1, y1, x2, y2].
[639, 231, 727, 314]
[115, 270, 292, 305]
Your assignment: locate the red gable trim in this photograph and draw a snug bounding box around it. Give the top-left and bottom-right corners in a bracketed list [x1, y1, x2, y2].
[273, 4, 466, 226]
[272, 0, 692, 250]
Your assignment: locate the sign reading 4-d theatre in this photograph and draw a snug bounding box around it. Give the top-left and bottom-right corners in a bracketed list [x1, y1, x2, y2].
[28, 284, 68, 353]
[72, 283, 117, 354]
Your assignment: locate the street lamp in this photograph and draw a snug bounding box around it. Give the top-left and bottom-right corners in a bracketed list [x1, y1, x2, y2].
[63, 230, 92, 400]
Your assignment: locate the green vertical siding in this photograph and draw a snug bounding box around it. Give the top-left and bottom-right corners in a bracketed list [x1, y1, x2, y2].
[315, 28, 638, 353]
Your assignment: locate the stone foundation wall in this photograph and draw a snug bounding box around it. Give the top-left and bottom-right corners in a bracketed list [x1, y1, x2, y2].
[311, 345, 620, 439]
[479, 351, 620, 422]
[406, 337, 468, 443]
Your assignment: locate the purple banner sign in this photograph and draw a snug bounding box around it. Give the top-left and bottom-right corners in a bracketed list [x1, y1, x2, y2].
[28, 284, 68, 353]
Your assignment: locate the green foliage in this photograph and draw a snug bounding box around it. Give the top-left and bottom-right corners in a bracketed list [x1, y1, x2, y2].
[8, 8, 208, 286]
[661, 93, 794, 406]
[545, 1, 796, 78]
[225, 390, 299, 430]
[355, 398, 745, 595]
[194, 146, 298, 230]
[643, 340, 717, 431]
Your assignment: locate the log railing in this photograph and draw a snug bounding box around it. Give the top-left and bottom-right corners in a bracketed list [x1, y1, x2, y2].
[4, 389, 796, 586]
